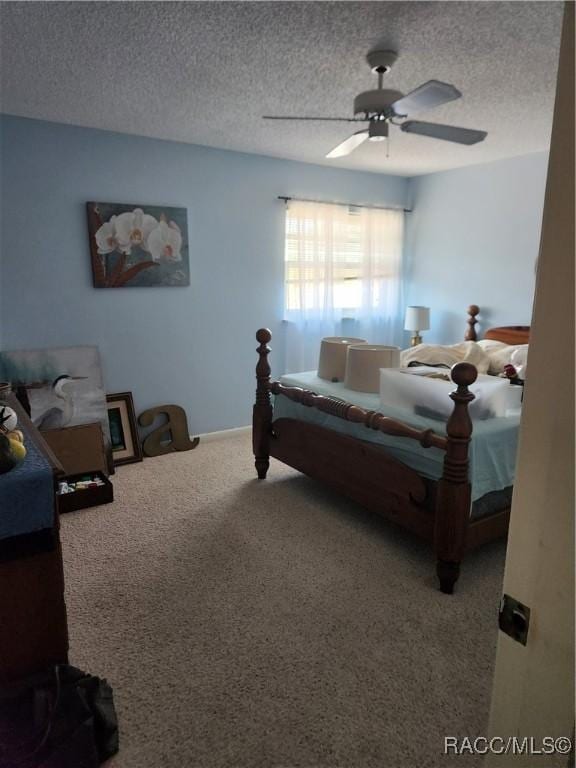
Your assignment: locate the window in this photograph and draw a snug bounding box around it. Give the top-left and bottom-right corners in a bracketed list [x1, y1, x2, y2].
[284, 200, 404, 317]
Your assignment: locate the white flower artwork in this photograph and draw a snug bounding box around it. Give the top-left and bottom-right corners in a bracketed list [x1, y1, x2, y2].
[94, 218, 118, 255]
[88, 202, 190, 287]
[147, 219, 183, 263]
[112, 209, 160, 255]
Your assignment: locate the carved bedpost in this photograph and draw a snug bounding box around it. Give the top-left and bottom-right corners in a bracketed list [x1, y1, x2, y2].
[434, 362, 477, 594]
[253, 328, 273, 479]
[465, 304, 480, 341]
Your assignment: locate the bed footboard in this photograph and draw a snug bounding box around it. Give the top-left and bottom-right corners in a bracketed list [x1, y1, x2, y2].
[253, 328, 478, 594]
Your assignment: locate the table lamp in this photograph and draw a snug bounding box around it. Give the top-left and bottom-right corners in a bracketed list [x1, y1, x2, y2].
[404, 306, 430, 347]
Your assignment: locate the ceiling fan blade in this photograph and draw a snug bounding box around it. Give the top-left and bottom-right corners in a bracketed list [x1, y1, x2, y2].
[263, 116, 363, 122]
[326, 130, 369, 159]
[400, 120, 487, 145]
[389, 80, 462, 117]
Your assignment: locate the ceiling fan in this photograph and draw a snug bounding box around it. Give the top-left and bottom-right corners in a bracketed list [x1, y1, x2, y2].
[263, 50, 487, 158]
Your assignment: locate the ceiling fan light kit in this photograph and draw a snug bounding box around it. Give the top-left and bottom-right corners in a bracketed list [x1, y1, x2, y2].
[368, 120, 388, 142]
[263, 49, 488, 160]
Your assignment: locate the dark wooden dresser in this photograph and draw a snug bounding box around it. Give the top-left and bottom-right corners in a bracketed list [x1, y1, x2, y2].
[0, 394, 69, 684]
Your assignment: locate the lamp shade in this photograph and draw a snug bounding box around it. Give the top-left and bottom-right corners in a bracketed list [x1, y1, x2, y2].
[404, 306, 430, 332]
[317, 337, 367, 382]
[344, 344, 401, 393]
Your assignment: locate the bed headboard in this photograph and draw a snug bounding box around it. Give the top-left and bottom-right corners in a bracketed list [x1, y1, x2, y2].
[465, 305, 530, 344]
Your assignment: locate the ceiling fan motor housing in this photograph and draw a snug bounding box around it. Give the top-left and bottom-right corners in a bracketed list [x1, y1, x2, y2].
[353, 89, 404, 117]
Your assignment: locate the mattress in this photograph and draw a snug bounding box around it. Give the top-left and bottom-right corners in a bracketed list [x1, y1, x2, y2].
[275, 371, 519, 505]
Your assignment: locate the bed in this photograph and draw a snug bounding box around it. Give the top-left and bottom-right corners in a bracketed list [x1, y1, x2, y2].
[252, 306, 530, 594]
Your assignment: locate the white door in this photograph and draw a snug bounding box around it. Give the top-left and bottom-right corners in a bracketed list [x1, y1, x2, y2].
[486, 3, 574, 766]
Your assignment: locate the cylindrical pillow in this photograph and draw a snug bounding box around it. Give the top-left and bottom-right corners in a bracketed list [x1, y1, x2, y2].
[345, 345, 401, 393]
[318, 337, 367, 382]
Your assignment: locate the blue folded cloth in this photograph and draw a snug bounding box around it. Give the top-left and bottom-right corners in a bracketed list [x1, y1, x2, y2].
[0, 430, 54, 540]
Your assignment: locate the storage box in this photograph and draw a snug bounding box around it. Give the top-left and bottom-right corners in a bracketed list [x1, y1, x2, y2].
[42, 423, 113, 513]
[56, 471, 113, 513]
[380, 367, 513, 420]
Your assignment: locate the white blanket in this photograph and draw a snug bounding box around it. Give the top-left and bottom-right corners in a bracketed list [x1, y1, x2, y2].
[400, 341, 491, 374]
[477, 340, 529, 375]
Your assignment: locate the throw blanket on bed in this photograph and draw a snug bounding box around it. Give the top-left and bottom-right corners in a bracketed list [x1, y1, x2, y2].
[400, 341, 491, 374]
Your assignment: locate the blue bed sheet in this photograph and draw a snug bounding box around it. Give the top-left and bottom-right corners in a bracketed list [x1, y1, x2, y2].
[275, 372, 520, 503]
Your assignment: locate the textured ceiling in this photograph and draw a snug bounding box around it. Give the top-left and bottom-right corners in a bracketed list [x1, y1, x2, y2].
[0, 1, 563, 176]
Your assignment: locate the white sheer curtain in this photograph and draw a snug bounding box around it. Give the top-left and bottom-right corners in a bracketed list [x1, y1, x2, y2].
[283, 200, 404, 373]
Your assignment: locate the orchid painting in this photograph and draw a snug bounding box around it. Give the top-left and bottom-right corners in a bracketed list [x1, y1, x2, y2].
[87, 202, 190, 287]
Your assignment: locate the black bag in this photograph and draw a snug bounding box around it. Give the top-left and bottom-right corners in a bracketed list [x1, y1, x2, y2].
[0, 665, 119, 768]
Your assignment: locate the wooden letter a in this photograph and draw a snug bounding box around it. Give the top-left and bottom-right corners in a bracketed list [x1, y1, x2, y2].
[138, 405, 200, 457]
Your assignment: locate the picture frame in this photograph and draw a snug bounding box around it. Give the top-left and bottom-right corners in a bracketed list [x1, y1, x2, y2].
[87, 202, 190, 288]
[1, 344, 115, 474]
[106, 392, 143, 466]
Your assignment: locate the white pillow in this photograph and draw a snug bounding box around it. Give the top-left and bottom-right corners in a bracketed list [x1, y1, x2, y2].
[477, 340, 529, 375]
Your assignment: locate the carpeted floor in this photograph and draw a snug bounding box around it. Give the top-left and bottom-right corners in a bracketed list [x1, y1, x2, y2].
[60, 432, 506, 768]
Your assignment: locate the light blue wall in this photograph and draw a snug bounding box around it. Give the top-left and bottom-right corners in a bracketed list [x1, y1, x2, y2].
[0, 116, 408, 433]
[404, 152, 549, 344]
[0, 117, 550, 432]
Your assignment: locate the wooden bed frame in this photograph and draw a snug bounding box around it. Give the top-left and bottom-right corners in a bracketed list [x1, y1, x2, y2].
[252, 306, 530, 594]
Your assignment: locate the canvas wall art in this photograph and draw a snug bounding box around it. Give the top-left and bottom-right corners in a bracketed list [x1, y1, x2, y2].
[87, 202, 190, 288]
[0, 346, 112, 462]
